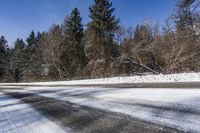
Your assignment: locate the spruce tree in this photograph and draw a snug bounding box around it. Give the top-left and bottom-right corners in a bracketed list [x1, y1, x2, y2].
[26, 31, 37, 51]
[26, 31, 42, 75]
[86, 0, 120, 60]
[14, 68, 22, 82]
[63, 8, 85, 76]
[11, 39, 26, 71]
[0, 36, 7, 57]
[34, 32, 43, 68]
[0, 36, 8, 79]
[26, 31, 37, 61]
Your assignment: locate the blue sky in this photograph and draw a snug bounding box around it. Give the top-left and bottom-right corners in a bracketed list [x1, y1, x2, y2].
[0, 0, 177, 44]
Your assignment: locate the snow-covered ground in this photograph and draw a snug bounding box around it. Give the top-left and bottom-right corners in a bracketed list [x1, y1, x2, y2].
[1, 72, 200, 86]
[1, 72, 200, 132]
[0, 92, 69, 133]
[3, 86, 200, 133]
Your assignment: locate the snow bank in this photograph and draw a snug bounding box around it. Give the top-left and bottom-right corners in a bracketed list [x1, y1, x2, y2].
[1, 72, 200, 86]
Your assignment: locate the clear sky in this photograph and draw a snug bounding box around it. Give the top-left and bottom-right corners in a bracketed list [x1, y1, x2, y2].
[0, 0, 177, 44]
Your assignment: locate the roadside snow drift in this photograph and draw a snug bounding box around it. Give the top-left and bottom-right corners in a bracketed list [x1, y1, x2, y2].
[1, 72, 200, 86]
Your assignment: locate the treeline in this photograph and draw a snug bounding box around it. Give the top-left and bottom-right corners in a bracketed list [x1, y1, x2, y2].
[0, 0, 200, 82]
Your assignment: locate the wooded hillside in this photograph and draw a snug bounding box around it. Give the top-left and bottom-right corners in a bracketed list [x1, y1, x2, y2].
[0, 0, 200, 82]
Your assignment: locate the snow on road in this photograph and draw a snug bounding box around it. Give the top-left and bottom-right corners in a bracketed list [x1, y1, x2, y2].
[8, 86, 200, 133]
[0, 92, 68, 133]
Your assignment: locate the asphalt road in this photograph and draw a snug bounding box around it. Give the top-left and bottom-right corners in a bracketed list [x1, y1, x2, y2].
[1, 83, 199, 133]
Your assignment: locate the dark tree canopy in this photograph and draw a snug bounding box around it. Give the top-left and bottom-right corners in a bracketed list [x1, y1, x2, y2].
[86, 0, 120, 60]
[27, 31, 37, 49]
[89, 0, 119, 37]
[61, 8, 86, 77]
[0, 36, 8, 78]
[0, 36, 7, 56]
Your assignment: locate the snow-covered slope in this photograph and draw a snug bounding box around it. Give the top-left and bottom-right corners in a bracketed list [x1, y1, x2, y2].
[1, 72, 200, 86]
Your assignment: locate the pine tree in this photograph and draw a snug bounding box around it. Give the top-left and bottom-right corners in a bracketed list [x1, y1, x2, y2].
[86, 0, 120, 60]
[26, 31, 43, 76]
[26, 31, 37, 52]
[6, 38, 26, 82]
[34, 32, 43, 66]
[36, 32, 42, 42]
[26, 31, 37, 63]
[0, 36, 7, 55]
[11, 39, 26, 70]
[0, 36, 8, 79]
[63, 8, 86, 76]
[14, 68, 22, 82]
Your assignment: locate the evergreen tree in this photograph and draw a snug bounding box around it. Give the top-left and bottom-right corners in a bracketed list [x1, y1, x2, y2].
[14, 68, 22, 82]
[86, 0, 120, 60]
[64, 8, 85, 68]
[26, 30, 37, 52]
[26, 31, 42, 74]
[34, 32, 43, 66]
[11, 39, 26, 71]
[6, 38, 26, 82]
[0, 36, 8, 79]
[0, 36, 7, 55]
[26, 31, 37, 65]
[65, 8, 85, 66]
[36, 32, 42, 42]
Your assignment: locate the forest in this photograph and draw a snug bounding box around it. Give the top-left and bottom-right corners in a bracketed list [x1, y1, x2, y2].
[0, 0, 200, 82]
